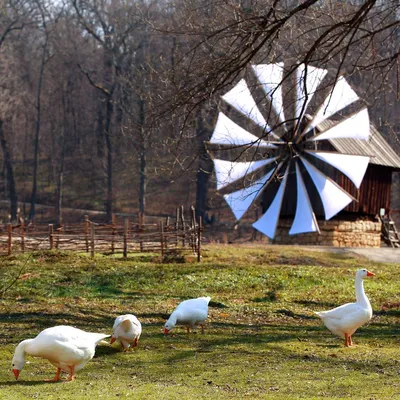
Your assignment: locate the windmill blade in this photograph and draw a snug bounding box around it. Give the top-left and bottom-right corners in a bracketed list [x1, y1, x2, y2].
[303, 75, 360, 134]
[308, 107, 370, 142]
[305, 150, 370, 189]
[289, 161, 319, 235]
[295, 64, 328, 122]
[210, 112, 277, 148]
[213, 158, 278, 190]
[251, 63, 287, 129]
[300, 156, 354, 220]
[224, 167, 276, 220]
[222, 79, 280, 140]
[252, 164, 289, 239]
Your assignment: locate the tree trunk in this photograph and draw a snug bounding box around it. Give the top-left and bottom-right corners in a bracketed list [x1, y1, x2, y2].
[104, 96, 114, 222]
[195, 109, 214, 223]
[0, 120, 18, 221]
[138, 98, 146, 215]
[56, 90, 68, 223]
[29, 35, 48, 221]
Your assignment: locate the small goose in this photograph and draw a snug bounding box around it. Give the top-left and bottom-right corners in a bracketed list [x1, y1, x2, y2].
[164, 296, 211, 335]
[110, 314, 142, 351]
[315, 269, 375, 347]
[12, 325, 109, 381]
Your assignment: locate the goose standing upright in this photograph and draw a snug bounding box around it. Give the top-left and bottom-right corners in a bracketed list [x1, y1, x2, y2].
[110, 314, 142, 351]
[12, 326, 109, 381]
[315, 269, 375, 347]
[164, 296, 211, 334]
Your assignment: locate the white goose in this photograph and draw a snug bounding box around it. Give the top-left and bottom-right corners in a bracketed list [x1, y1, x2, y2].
[110, 314, 142, 351]
[164, 296, 211, 334]
[315, 269, 375, 347]
[12, 326, 109, 381]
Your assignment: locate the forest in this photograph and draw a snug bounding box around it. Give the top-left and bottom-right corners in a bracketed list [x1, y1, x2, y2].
[0, 0, 399, 225]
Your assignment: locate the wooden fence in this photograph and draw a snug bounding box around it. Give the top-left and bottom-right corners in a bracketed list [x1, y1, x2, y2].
[0, 206, 202, 261]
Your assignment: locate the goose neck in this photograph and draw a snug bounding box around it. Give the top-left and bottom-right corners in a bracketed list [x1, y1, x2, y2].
[355, 276, 370, 307]
[16, 339, 35, 358]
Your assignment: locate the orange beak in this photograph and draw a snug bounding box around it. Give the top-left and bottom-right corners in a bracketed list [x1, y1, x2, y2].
[164, 328, 169, 335]
[13, 369, 20, 380]
[110, 337, 116, 344]
[367, 271, 375, 277]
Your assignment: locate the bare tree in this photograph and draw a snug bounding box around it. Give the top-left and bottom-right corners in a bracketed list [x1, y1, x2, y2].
[0, 0, 36, 221]
[72, 0, 141, 221]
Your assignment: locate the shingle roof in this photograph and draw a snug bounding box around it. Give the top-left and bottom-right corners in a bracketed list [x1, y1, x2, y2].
[316, 119, 400, 169]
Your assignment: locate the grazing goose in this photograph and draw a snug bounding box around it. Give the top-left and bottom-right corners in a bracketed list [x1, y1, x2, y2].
[164, 296, 211, 334]
[110, 314, 142, 351]
[315, 269, 375, 347]
[12, 326, 109, 381]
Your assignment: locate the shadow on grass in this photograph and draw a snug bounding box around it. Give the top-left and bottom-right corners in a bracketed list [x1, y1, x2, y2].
[0, 380, 59, 386]
[294, 299, 339, 308]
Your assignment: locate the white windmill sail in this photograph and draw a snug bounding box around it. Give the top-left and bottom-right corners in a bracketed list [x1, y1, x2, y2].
[252, 165, 289, 239]
[300, 157, 354, 220]
[210, 112, 277, 148]
[224, 168, 276, 220]
[308, 107, 370, 141]
[222, 79, 269, 130]
[305, 151, 370, 189]
[213, 158, 277, 190]
[295, 64, 328, 121]
[289, 161, 319, 235]
[251, 63, 286, 128]
[304, 75, 360, 134]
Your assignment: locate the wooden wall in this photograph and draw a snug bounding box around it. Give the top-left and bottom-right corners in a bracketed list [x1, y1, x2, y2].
[261, 162, 394, 218]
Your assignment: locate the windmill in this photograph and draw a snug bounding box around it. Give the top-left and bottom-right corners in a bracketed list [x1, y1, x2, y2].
[207, 63, 371, 239]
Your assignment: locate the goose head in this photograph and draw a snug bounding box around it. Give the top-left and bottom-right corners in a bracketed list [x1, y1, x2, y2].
[11, 354, 25, 380]
[164, 317, 177, 335]
[164, 321, 173, 335]
[356, 269, 375, 279]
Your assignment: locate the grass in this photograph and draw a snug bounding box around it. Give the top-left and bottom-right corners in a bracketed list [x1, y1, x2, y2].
[0, 245, 399, 399]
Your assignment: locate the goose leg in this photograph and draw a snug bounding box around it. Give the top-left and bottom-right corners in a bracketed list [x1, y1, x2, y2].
[67, 365, 75, 381]
[133, 338, 138, 347]
[45, 367, 61, 382]
[344, 333, 350, 347]
[349, 335, 353, 346]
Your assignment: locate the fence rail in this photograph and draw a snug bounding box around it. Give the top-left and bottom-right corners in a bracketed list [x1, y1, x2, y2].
[0, 207, 203, 261]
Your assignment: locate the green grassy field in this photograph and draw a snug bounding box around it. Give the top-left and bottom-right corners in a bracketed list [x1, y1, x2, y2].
[0, 245, 399, 399]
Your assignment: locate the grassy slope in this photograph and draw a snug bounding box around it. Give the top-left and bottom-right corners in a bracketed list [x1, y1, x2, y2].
[0, 245, 399, 399]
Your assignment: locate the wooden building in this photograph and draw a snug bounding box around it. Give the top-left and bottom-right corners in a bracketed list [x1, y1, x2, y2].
[266, 121, 400, 247]
[317, 120, 400, 217]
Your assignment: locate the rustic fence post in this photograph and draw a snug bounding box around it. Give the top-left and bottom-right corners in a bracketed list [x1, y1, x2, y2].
[49, 224, 54, 250]
[138, 212, 144, 252]
[90, 223, 95, 258]
[20, 219, 25, 253]
[190, 206, 196, 251]
[123, 218, 129, 259]
[55, 218, 62, 250]
[180, 205, 185, 246]
[111, 214, 116, 254]
[175, 208, 179, 246]
[84, 215, 89, 253]
[160, 220, 164, 257]
[197, 216, 202, 262]
[7, 223, 12, 256]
